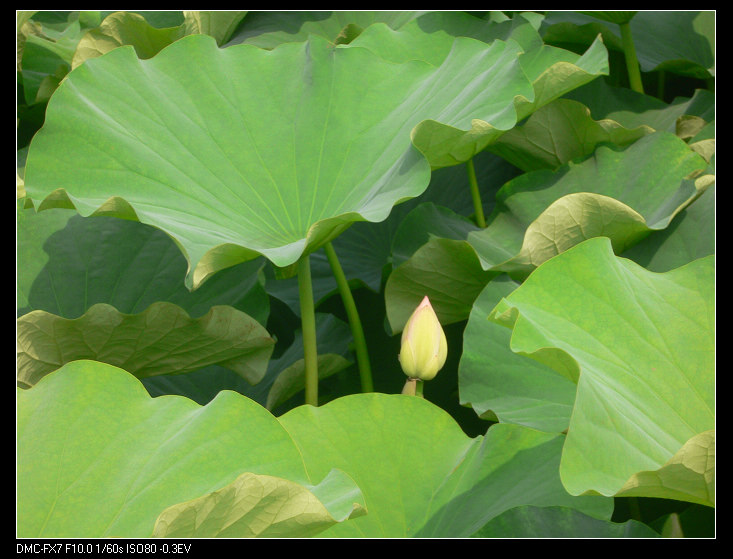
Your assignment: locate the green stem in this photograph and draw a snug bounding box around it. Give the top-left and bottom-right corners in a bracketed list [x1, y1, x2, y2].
[415, 380, 424, 398]
[324, 242, 374, 392]
[297, 253, 319, 406]
[619, 21, 644, 94]
[401, 378, 417, 396]
[466, 158, 486, 228]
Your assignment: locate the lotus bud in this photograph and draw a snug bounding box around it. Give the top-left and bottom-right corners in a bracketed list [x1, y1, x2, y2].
[398, 295, 447, 381]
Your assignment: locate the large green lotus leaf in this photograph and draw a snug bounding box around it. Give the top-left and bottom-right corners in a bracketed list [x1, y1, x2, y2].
[468, 132, 708, 275]
[488, 237, 714, 503]
[17, 302, 275, 388]
[459, 275, 576, 432]
[19, 360, 609, 538]
[224, 10, 428, 48]
[17, 360, 322, 537]
[25, 33, 586, 289]
[542, 11, 714, 78]
[488, 98, 653, 171]
[17, 207, 269, 323]
[474, 505, 660, 538]
[152, 469, 365, 538]
[280, 395, 611, 537]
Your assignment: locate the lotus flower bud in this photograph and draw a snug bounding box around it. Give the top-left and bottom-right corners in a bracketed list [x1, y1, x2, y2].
[398, 295, 447, 381]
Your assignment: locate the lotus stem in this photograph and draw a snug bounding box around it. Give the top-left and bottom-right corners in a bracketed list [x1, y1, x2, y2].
[324, 242, 374, 393]
[297, 253, 319, 406]
[401, 378, 417, 395]
[400, 378, 424, 399]
[619, 21, 644, 94]
[466, 158, 486, 228]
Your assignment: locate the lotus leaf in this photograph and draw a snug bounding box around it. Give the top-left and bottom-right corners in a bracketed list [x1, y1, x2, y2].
[488, 98, 653, 171]
[17, 302, 275, 387]
[469, 132, 707, 275]
[623, 183, 715, 272]
[17, 360, 317, 537]
[280, 394, 611, 537]
[16, 10, 715, 539]
[17, 208, 268, 322]
[488, 237, 714, 504]
[24, 31, 607, 288]
[386, 237, 497, 332]
[142, 313, 353, 409]
[459, 275, 576, 432]
[17, 360, 612, 538]
[384, 132, 709, 330]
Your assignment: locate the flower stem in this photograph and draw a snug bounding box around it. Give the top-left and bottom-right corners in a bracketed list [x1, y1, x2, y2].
[401, 378, 417, 395]
[466, 158, 486, 228]
[619, 21, 644, 94]
[297, 253, 318, 406]
[324, 242, 374, 392]
[401, 378, 424, 398]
